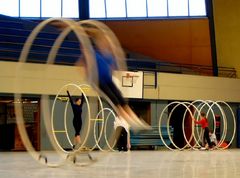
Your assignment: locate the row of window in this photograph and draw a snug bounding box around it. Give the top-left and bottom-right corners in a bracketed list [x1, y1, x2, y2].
[90, 0, 206, 18]
[0, 0, 78, 18]
[0, 0, 206, 19]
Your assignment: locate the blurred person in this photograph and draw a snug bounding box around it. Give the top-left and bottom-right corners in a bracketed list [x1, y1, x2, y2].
[84, 27, 150, 131]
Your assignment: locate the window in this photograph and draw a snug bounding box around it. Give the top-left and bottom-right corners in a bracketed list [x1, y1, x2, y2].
[20, 0, 40, 17]
[106, 0, 126, 18]
[89, 0, 207, 19]
[62, 0, 79, 18]
[0, 0, 78, 18]
[89, 0, 106, 18]
[42, 0, 61, 18]
[0, 0, 207, 19]
[147, 0, 168, 17]
[0, 0, 19, 17]
[189, 0, 206, 16]
[168, 0, 188, 16]
[127, 0, 147, 17]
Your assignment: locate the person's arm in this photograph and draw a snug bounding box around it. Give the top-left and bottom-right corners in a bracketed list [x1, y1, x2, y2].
[79, 93, 85, 107]
[194, 118, 203, 125]
[67, 90, 74, 107]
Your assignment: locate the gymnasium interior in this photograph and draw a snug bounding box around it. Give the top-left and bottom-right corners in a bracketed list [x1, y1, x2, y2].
[1, 0, 240, 177]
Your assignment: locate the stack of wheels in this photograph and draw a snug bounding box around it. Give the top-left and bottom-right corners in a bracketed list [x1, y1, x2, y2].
[158, 100, 236, 151]
[14, 18, 126, 166]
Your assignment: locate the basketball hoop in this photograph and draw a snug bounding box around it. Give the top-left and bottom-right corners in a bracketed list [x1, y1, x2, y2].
[126, 72, 139, 79]
[121, 72, 140, 87]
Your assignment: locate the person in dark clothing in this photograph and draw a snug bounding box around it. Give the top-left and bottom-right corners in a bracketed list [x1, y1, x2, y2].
[67, 90, 84, 149]
[84, 28, 150, 131]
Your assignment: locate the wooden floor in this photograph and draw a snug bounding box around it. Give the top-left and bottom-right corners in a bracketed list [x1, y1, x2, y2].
[1, 149, 240, 178]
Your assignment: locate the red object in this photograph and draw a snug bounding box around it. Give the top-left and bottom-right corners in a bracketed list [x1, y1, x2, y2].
[195, 117, 208, 129]
[218, 142, 228, 148]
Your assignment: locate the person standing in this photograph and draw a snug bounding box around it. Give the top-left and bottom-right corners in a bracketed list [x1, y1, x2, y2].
[194, 112, 212, 149]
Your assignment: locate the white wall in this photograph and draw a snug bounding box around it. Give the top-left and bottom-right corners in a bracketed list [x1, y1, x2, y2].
[1, 61, 240, 102]
[0, 61, 86, 95]
[144, 72, 240, 102]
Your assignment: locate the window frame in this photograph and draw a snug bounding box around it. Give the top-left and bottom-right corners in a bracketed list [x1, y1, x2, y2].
[0, 0, 207, 20]
[0, 0, 79, 19]
[89, 0, 207, 20]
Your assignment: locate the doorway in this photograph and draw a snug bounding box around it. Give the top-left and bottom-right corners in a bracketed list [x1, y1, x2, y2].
[168, 102, 193, 148]
[129, 100, 151, 124]
[0, 97, 40, 151]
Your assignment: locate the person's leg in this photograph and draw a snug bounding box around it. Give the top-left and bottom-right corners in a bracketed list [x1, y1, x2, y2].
[99, 82, 138, 127]
[127, 130, 131, 151]
[201, 129, 205, 147]
[100, 81, 150, 130]
[73, 119, 81, 148]
[116, 105, 150, 130]
[204, 127, 212, 148]
[211, 141, 216, 147]
[99, 81, 125, 107]
[122, 105, 150, 128]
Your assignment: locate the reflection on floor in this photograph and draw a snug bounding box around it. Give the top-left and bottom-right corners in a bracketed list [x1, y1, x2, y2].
[1, 149, 240, 178]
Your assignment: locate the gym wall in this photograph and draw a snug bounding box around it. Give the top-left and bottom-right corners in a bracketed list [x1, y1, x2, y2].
[213, 0, 240, 77]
